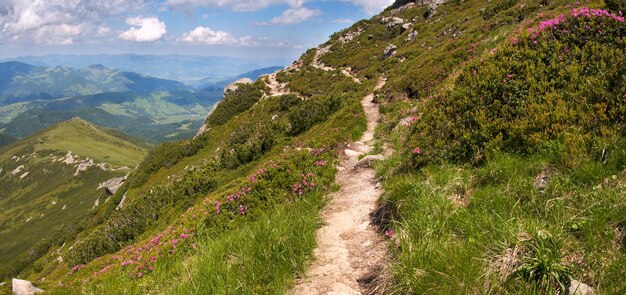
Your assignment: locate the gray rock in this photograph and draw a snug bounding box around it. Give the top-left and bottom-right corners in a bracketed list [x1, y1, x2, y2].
[223, 78, 253, 94]
[12, 278, 44, 295]
[569, 280, 595, 295]
[100, 176, 126, 195]
[406, 30, 419, 42]
[381, 16, 405, 26]
[533, 169, 554, 192]
[354, 155, 385, 169]
[344, 149, 363, 157]
[383, 44, 398, 59]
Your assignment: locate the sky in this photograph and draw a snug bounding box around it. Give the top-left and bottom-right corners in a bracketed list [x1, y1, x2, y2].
[0, 0, 395, 60]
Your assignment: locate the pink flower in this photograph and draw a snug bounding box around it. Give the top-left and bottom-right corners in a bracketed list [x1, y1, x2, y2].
[215, 201, 221, 214]
[385, 229, 394, 238]
[239, 204, 248, 215]
[412, 147, 422, 155]
[137, 272, 142, 278]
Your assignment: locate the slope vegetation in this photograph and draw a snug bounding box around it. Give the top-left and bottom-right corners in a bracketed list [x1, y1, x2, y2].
[3, 0, 625, 294]
[0, 118, 147, 280]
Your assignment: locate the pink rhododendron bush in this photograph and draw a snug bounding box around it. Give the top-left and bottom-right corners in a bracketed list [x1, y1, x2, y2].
[406, 5, 626, 167]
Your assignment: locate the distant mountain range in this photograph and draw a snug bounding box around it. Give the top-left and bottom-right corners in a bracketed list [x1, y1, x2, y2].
[0, 62, 189, 105]
[0, 61, 284, 145]
[1, 54, 289, 85]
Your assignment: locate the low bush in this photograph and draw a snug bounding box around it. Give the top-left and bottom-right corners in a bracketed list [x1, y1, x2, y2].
[406, 7, 626, 167]
[288, 95, 342, 135]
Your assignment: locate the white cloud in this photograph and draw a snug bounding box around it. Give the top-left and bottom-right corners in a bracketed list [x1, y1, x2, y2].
[164, 0, 306, 12]
[341, 0, 395, 15]
[268, 7, 321, 25]
[0, 0, 144, 44]
[118, 17, 167, 42]
[180, 26, 236, 45]
[165, 0, 392, 15]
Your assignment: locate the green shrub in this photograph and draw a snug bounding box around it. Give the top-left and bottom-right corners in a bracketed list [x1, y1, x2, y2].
[606, 0, 626, 12]
[219, 122, 281, 169]
[205, 83, 264, 127]
[279, 94, 302, 111]
[288, 95, 342, 135]
[406, 8, 626, 167]
[514, 230, 572, 293]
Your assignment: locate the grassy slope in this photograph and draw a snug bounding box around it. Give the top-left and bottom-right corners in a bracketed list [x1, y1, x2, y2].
[0, 88, 222, 144]
[3, 0, 624, 294]
[8, 55, 370, 293]
[0, 119, 147, 279]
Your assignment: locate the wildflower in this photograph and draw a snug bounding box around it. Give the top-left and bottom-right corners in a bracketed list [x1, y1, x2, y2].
[412, 147, 422, 155]
[239, 204, 248, 215]
[180, 233, 189, 239]
[385, 229, 394, 238]
[215, 201, 221, 214]
[512, 36, 518, 45]
[137, 272, 142, 278]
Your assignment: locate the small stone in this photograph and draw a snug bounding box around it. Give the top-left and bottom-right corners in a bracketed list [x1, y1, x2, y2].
[569, 280, 595, 295]
[344, 149, 363, 157]
[12, 278, 44, 295]
[354, 155, 385, 169]
[382, 44, 398, 59]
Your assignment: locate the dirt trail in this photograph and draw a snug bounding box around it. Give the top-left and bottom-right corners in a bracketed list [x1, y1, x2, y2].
[293, 78, 387, 295]
[311, 46, 361, 84]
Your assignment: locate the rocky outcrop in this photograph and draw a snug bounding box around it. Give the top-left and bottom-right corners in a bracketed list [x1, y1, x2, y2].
[12, 278, 43, 295]
[381, 16, 405, 30]
[116, 192, 127, 210]
[99, 176, 126, 195]
[10, 165, 24, 176]
[223, 78, 253, 94]
[74, 158, 94, 176]
[339, 28, 364, 43]
[383, 44, 398, 59]
[406, 29, 419, 41]
[391, 1, 447, 13]
[62, 151, 76, 164]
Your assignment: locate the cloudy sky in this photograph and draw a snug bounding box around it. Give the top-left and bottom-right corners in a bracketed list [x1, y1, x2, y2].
[0, 0, 394, 60]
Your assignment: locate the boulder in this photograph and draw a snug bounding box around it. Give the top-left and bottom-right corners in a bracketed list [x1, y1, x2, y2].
[381, 16, 405, 30]
[223, 78, 253, 94]
[569, 280, 595, 295]
[11, 279, 43, 295]
[406, 30, 419, 42]
[62, 151, 76, 165]
[383, 44, 398, 59]
[100, 176, 126, 195]
[354, 155, 385, 169]
[74, 158, 94, 176]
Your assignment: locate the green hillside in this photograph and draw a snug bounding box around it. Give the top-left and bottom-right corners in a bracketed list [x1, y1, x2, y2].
[0, 89, 221, 144]
[2, 0, 624, 294]
[0, 62, 189, 104]
[0, 118, 147, 279]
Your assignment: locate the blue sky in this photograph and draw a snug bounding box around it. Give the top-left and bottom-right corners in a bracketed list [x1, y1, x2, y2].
[0, 0, 394, 60]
